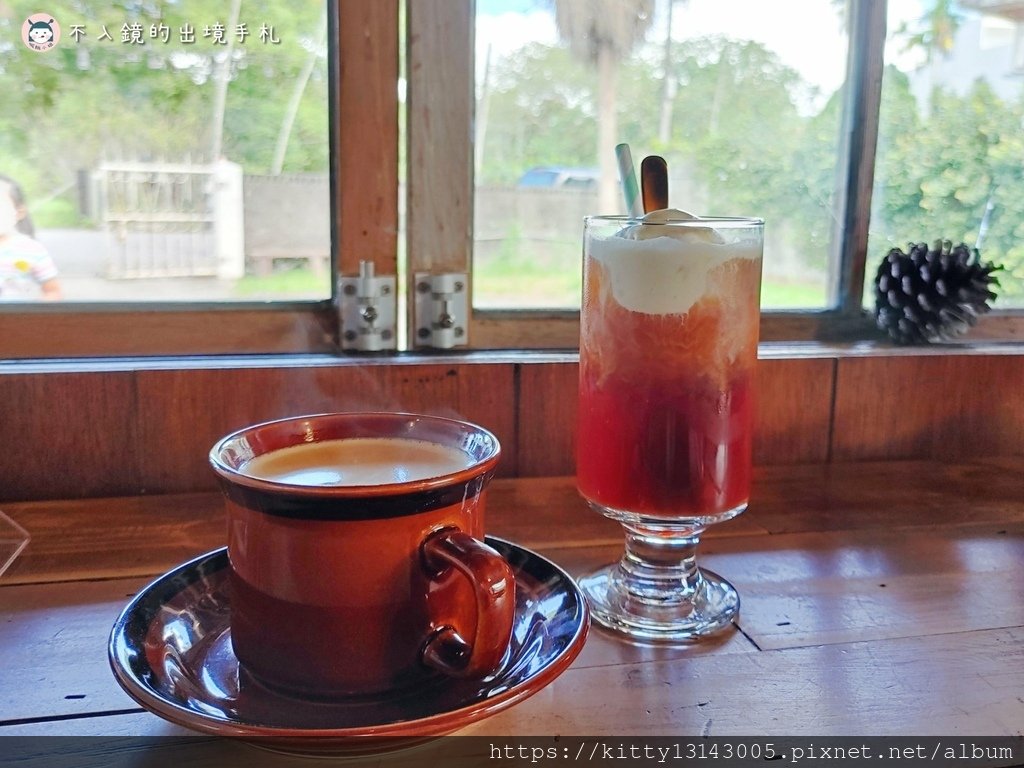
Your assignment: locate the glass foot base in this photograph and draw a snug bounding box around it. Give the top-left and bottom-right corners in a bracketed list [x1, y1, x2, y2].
[579, 564, 739, 642]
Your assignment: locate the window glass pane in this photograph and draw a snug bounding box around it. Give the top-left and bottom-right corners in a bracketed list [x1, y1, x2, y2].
[1, 1, 330, 303]
[871, 0, 1024, 308]
[473, 0, 849, 310]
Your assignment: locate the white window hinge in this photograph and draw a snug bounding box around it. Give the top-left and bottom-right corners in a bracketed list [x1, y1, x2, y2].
[413, 272, 468, 349]
[339, 261, 397, 352]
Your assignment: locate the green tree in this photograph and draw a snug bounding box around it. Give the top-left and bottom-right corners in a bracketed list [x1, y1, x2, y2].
[897, 0, 963, 60]
[553, 0, 654, 212]
[480, 32, 843, 283]
[872, 74, 1024, 300]
[660, 36, 838, 271]
[482, 43, 606, 184]
[895, 0, 964, 115]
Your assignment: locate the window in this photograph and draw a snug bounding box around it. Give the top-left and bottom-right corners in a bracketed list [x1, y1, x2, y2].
[461, 0, 1024, 346]
[871, 0, 1024, 308]
[3, 1, 330, 303]
[3, 0, 1021, 359]
[472, 0, 850, 312]
[0, 0, 398, 357]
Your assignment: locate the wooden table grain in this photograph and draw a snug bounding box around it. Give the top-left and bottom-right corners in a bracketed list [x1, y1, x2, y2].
[2, 459, 1023, 745]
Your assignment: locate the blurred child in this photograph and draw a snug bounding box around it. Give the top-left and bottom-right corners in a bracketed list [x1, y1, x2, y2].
[0, 174, 62, 300]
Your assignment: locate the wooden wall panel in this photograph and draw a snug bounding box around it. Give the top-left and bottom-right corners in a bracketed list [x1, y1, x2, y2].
[135, 366, 342, 495]
[754, 357, 834, 465]
[516, 362, 578, 477]
[1, 352, 1022, 503]
[832, 354, 1024, 461]
[0, 372, 139, 501]
[135, 362, 517, 495]
[0, 305, 337, 360]
[516, 358, 836, 478]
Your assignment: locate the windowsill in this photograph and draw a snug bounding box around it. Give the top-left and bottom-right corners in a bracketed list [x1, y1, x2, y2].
[3, 339, 1024, 374]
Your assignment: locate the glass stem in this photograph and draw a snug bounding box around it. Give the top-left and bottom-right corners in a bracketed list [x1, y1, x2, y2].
[613, 524, 705, 606]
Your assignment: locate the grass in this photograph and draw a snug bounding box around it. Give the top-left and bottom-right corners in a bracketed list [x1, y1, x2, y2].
[760, 280, 828, 309]
[234, 268, 330, 299]
[233, 261, 829, 310]
[473, 248, 829, 309]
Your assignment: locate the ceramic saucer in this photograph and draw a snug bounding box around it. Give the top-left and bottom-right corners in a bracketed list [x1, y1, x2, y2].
[109, 538, 588, 754]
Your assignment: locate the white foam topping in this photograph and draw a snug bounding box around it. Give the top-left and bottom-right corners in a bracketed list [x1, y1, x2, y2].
[588, 208, 759, 315]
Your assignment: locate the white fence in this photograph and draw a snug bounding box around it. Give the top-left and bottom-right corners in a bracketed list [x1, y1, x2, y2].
[96, 160, 243, 279]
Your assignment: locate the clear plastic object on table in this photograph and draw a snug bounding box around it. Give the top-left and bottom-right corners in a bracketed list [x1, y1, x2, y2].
[0, 510, 30, 579]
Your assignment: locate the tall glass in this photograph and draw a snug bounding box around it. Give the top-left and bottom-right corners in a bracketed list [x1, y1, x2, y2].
[577, 215, 763, 641]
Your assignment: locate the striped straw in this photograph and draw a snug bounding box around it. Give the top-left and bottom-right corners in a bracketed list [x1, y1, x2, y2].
[615, 143, 643, 218]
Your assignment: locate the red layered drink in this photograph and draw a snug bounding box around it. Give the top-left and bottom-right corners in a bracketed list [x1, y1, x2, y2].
[577, 213, 763, 523]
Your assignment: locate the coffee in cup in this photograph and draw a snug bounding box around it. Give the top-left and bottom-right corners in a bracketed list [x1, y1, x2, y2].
[209, 412, 514, 699]
[241, 436, 474, 487]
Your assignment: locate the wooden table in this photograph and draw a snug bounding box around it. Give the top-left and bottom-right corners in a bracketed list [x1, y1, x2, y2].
[2, 459, 1023, 748]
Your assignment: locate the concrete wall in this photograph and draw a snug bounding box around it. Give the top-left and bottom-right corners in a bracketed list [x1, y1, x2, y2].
[243, 175, 601, 269]
[474, 186, 598, 242]
[243, 174, 331, 264]
[473, 186, 598, 264]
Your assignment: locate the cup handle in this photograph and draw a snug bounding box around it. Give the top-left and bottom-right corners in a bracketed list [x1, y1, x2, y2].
[419, 527, 515, 678]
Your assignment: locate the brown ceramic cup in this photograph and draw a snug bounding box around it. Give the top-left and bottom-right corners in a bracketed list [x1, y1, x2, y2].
[208, 412, 514, 699]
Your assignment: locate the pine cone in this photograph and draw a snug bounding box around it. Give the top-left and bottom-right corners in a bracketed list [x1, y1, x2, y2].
[874, 241, 1001, 344]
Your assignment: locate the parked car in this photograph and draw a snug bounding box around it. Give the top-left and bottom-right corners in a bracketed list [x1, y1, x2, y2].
[516, 166, 599, 190]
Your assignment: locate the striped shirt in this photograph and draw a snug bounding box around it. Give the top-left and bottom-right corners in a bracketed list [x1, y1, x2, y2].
[0, 233, 58, 300]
